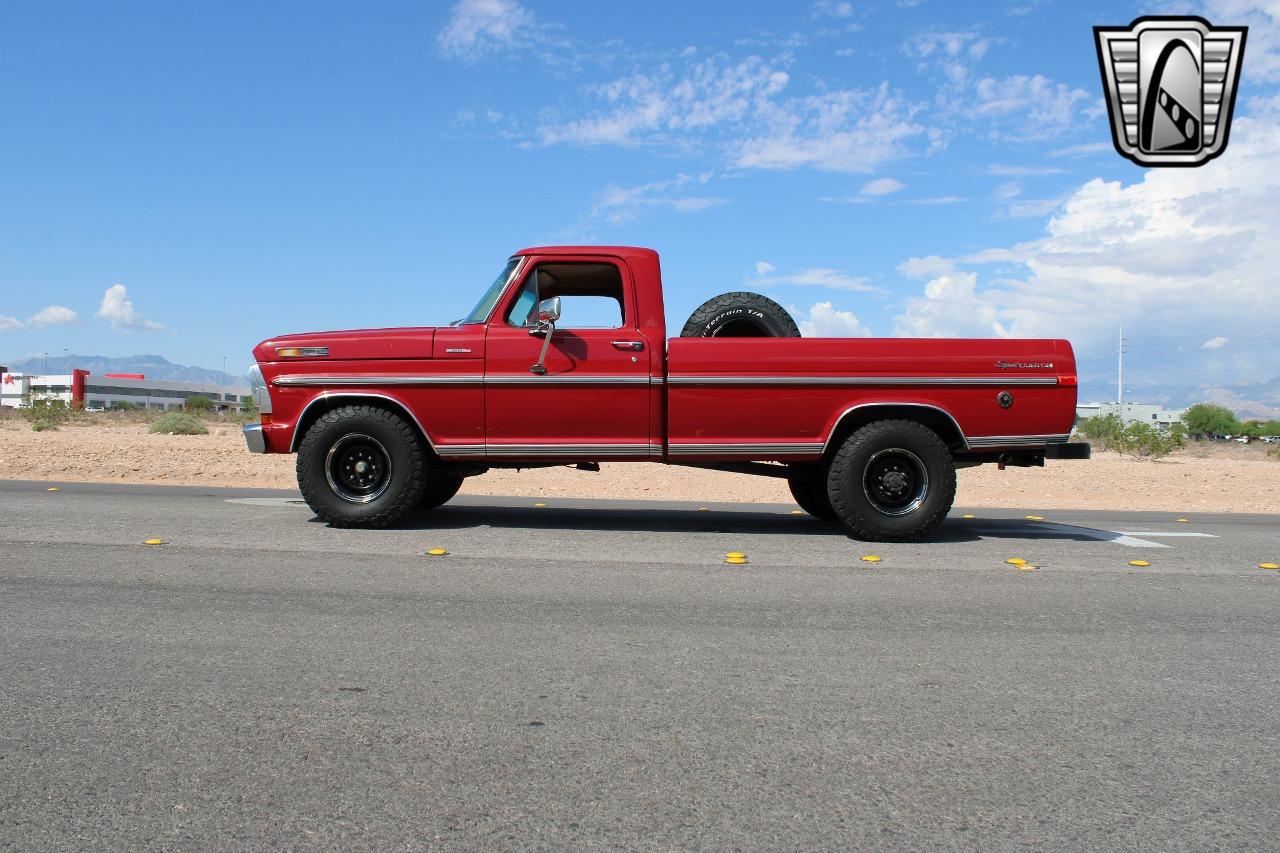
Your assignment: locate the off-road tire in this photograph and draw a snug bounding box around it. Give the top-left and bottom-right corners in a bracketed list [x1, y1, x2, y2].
[788, 475, 838, 521]
[418, 474, 464, 511]
[679, 292, 801, 338]
[826, 419, 956, 542]
[296, 404, 427, 528]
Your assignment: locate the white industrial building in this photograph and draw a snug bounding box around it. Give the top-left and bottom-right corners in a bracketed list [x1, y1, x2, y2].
[1076, 402, 1186, 427]
[0, 369, 251, 412]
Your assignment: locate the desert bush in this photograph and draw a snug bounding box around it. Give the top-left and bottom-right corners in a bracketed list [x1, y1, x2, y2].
[1078, 414, 1125, 452]
[22, 398, 72, 426]
[1183, 403, 1240, 437]
[1116, 421, 1185, 460]
[184, 395, 214, 413]
[31, 419, 57, 432]
[148, 411, 209, 435]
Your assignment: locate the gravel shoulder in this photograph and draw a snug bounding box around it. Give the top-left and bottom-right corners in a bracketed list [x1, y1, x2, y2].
[4, 419, 1277, 513]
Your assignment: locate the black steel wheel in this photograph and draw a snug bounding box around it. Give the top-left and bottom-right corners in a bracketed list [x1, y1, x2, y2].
[826, 419, 955, 542]
[787, 474, 838, 521]
[297, 405, 427, 528]
[418, 474, 464, 511]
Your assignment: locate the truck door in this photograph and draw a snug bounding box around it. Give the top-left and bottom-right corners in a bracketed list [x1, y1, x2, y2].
[484, 257, 657, 458]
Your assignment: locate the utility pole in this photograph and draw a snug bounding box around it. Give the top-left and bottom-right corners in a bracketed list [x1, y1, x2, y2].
[1117, 325, 1125, 407]
[63, 348, 68, 373]
[43, 352, 48, 374]
[222, 356, 227, 387]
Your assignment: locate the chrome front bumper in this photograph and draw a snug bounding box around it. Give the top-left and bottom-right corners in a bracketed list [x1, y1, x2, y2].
[243, 423, 266, 453]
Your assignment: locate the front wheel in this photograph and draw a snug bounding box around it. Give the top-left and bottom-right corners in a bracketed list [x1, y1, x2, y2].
[296, 405, 427, 528]
[826, 419, 956, 541]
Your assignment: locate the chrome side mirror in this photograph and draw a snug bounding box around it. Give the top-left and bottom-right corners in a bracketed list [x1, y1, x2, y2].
[529, 297, 561, 375]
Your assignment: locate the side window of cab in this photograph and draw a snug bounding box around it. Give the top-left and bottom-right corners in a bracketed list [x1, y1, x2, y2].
[504, 263, 626, 329]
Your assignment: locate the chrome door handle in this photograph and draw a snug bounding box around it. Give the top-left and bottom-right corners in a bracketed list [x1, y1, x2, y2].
[611, 340, 645, 351]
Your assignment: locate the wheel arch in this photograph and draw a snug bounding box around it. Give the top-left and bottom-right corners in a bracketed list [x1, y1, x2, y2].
[822, 403, 968, 457]
[290, 392, 437, 455]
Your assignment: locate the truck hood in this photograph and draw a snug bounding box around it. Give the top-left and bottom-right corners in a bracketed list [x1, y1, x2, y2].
[253, 327, 437, 362]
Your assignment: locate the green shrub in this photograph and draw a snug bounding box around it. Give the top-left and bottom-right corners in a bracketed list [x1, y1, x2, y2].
[1183, 403, 1240, 437]
[148, 411, 209, 435]
[22, 399, 71, 426]
[31, 419, 58, 432]
[184, 395, 214, 413]
[1078, 413, 1125, 453]
[1116, 421, 1185, 460]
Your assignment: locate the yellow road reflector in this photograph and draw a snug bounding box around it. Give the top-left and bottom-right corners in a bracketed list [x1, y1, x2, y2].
[1005, 558, 1028, 566]
[532, 502, 547, 507]
[144, 538, 165, 546]
[696, 507, 710, 512]
[1129, 560, 1151, 567]
[861, 555, 882, 563]
[962, 514, 975, 519]
[47, 487, 61, 492]
[724, 556, 749, 565]
[427, 548, 449, 557]
[1016, 564, 1037, 572]
[790, 510, 805, 515]
[1176, 518, 1189, 523]
[1025, 515, 1045, 521]
[1260, 563, 1279, 570]
[725, 551, 746, 559]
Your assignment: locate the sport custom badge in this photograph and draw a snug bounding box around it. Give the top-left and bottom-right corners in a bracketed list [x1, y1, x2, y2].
[1094, 16, 1247, 167]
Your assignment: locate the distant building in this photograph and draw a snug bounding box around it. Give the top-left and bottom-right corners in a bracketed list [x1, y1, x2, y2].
[0, 369, 251, 412]
[1076, 402, 1186, 427]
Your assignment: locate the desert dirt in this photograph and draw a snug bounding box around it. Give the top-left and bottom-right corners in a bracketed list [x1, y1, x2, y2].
[3, 414, 1278, 514]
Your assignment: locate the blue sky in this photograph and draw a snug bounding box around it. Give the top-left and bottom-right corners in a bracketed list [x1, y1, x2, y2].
[2, 0, 1278, 407]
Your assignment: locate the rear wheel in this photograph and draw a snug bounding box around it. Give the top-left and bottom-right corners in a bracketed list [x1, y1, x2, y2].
[787, 474, 837, 521]
[826, 419, 956, 541]
[418, 474, 464, 511]
[296, 405, 427, 528]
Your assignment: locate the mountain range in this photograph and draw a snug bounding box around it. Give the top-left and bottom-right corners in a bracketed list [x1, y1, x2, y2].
[2, 354, 248, 387]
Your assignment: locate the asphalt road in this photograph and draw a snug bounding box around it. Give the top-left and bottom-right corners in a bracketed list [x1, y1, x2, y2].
[3, 480, 1279, 850]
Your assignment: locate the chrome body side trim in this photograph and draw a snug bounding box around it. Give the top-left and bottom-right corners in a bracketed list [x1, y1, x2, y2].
[274, 375, 480, 387]
[484, 374, 652, 386]
[273, 373, 651, 387]
[288, 391, 439, 453]
[967, 433, 1072, 448]
[484, 443, 656, 457]
[434, 444, 486, 457]
[667, 375, 1060, 387]
[822, 403, 971, 453]
[242, 423, 265, 454]
[666, 442, 824, 456]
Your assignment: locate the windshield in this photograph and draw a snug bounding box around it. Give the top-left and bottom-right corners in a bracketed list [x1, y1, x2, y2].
[456, 257, 525, 325]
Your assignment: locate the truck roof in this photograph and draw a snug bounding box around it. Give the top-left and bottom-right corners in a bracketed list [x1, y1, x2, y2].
[513, 245, 659, 262]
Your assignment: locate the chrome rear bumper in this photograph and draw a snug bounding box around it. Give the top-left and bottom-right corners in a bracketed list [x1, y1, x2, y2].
[243, 423, 266, 453]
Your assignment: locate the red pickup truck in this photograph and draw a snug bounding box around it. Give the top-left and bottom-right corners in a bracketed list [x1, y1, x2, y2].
[245, 245, 1087, 540]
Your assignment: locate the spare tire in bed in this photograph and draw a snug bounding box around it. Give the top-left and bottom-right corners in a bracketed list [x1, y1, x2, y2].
[679, 292, 801, 338]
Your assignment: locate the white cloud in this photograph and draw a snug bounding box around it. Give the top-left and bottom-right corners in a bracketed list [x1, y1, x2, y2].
[860, 177, 905, 196]
[1198, 0, 1279, 84]
[538, 56, 925, 174]
[97, 284, 164, 332]
[754, 261, 776, 275]
[905, 195, 965, 205]
[590, 173, 725, 224]
[811, 0, 853, 17]
[27, 305, 79, 328]
[752, 266, 879, 292]
[972, 74, 1096, 141]
[987, 163, 1065, 175]
[437, 0, 546, 60]
[898, 255, 955, 280]
[1047, 142, 1113, 158]
[0, 315, 22, 332]
[1202, 336, 1228, 350]
[792, 301, 873, 337]
[996, 181, 1022, 200]
[894, 115, 1280, 373]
